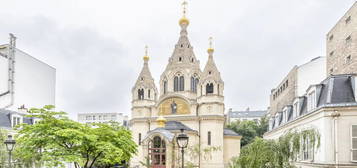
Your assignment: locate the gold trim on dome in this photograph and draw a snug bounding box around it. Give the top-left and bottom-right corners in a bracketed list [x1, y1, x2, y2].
[143, 45, 149, 61]
[158, 97, 190, 115]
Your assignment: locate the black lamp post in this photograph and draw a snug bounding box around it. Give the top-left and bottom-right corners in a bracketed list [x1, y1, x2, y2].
[4, 135, 16, 168]
[176, 129, 189, 168]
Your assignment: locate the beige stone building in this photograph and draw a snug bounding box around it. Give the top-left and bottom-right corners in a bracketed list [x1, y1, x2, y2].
[269, 56, 326, 116]
[265, 2, 357, 167]
[129, 2, 241, 168]
[327, 2, 357, 76]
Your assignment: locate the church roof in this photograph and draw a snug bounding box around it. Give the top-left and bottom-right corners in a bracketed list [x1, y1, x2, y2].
[224, 128, 240, 136]
[164, 121, 195, 132]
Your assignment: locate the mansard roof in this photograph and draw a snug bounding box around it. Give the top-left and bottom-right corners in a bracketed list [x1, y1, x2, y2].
[0, 109, 34, 129]
[270, 74, 357, 131]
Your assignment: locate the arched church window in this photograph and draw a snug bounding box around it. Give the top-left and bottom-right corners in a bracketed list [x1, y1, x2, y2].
[148, 89, 151, 98]
[181, 44, 183, 48]
[179, 76, 184, 91]
[179, 57, 182, 62]
[206, 83, 214, 94]
[208, 131, 211, 145]
[163, 81, 167, 94]
[174, 77, 179, 91]
[138, 89, 144, 100]
[191, 58, 194, 62]
[191, 76, 199, 93]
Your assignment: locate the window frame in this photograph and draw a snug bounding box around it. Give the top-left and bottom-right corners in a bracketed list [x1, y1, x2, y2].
[351, 125, 357, 162]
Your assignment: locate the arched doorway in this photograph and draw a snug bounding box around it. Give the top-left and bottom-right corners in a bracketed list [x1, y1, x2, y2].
[149, 136, 166, 168]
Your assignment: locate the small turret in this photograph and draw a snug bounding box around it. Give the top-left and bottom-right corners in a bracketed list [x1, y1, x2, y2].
[132, 46, 157, 118]
[197, 37, 225, 116]
[199, 37, 224, 96]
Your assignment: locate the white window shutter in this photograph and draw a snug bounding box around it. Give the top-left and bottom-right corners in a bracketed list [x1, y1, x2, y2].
[352, 125, 357, 162]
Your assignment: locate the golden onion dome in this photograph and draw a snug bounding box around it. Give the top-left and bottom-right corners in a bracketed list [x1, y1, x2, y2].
[156, 115, 167, 128]
[143, 55, 149, 61]
[207, 48, 214, 53]
[179, 16, 190, 26]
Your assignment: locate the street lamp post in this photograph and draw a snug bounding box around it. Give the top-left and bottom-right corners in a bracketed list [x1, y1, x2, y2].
[4, 135, 16, 168]
[176, 129, 189, 168]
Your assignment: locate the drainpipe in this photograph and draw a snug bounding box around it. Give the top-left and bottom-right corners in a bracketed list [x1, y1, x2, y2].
[197, 104, 201, 167]
[3, 34, 16, 109]
[332, 111, 340, 168]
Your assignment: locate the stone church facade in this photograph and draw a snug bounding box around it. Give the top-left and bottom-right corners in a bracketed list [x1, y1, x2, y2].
[130, 3, 241, 168]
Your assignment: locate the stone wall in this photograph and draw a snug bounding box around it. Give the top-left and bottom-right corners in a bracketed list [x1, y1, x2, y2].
[327, 3, 357, 75]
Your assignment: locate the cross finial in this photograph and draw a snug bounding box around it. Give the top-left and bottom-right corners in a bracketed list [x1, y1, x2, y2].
[145, 45, 148, 56]
[209, 37, 213, 49]
[182, 0, 188, 17]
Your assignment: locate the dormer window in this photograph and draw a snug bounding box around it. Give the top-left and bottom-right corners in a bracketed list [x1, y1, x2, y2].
[307, 91, 316, 112]
[12, 114, 22, 128]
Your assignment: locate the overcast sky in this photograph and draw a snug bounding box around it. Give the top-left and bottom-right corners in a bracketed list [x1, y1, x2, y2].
[0, 0, 355, 119]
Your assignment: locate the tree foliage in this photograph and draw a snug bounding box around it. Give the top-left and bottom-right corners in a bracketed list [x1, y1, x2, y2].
[230, 129, 320, 168]
[227, 116, 268, 146]
[14, 105, 137, 168]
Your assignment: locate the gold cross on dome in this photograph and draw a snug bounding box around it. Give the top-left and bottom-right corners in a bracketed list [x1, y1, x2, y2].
[209, 37, 213, 48]
[182, 1, 188, 17]
[145, 45, 148, 56]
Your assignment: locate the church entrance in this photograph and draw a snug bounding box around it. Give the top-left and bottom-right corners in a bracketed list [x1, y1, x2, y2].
[149, 136, 166, 168]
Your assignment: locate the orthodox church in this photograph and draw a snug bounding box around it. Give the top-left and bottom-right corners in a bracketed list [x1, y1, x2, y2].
[130, 2, 241, 168]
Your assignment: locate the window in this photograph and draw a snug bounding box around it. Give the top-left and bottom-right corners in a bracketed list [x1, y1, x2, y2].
[330, 68, 334, 74]
[346, 35, 352, 43]
[179, 57, 182, 62]
[191, 58, 194, 62]
[148, 89, 151, 98]
[93, 115, 96, 120]
[99, 115, 102, 120]
[111, 115, 116, 120]
[190, 76, 199, 93]
[12, 116, 21, 128]
[179, 76, 184, 91]
[217, 84, 220, 95]
[293, 102, 299, 118]
[329, 34, 334, 41]
[208, 131, 211, 145]
[308, 91, 316, 111]
[174, 76, 179, 91]
[208, 71, 212, 75]
[346, 16, 351, 24]
[329, 51, 334, 56]
[346, 55, 352, 64]
[138, 89, 144, 100]
[163, 81, 167, 94]
[301, 137, 312, 160]
[206, 83, 214, 94]
[352, 125, 357, 162]
[139, 133, 142, 145]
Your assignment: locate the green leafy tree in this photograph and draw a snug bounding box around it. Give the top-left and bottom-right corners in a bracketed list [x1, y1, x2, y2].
[227, 117, 268, 147]
[230, 129, 320, 168]
[14, 105, 137, 168]
[0, 129, 8, 167]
